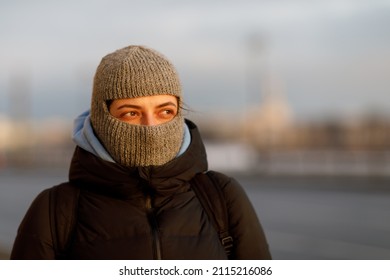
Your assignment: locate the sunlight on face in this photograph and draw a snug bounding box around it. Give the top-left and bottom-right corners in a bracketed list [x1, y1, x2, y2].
[108, 95, 179, 126]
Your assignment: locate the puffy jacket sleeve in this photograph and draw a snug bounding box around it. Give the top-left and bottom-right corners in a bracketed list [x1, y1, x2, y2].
[10, 188, 56, 259]
[212, 172, 272, 260]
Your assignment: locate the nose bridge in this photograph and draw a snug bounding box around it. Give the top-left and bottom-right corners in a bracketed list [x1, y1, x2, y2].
[142, 111, 157, 126]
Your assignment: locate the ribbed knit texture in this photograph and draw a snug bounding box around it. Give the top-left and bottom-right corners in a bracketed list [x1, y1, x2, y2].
[90, 45, 184, 167]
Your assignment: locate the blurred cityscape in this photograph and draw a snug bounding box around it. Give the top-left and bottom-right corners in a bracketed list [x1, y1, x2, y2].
[194, 92, 390, 175]
[1, 83, 389, 176]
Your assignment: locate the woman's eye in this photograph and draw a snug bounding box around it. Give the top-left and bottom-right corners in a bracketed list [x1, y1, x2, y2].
[159, 109, 176, 118]
[120, 111, 139, 119]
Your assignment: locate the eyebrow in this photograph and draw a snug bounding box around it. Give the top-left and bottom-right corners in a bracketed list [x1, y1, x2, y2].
[116, 102, 177, 110]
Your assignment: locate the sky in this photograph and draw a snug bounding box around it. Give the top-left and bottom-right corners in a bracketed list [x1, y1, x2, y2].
[1, 0, 390, 122]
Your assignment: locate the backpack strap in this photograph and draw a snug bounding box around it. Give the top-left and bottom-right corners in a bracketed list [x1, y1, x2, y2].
[49, 183, 80, 259]
[190, 171, 234, 258]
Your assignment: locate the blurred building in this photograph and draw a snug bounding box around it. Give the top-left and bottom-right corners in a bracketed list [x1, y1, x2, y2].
[242, 89, 292, 151]
[0, 117, 74, 168]
[193, 74, 390, 175]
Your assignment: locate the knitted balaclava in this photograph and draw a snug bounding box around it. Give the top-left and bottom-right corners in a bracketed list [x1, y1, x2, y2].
[90, 45, 184, 167]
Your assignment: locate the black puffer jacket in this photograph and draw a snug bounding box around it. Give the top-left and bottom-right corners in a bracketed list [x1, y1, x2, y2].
[11, 120, 271, 260]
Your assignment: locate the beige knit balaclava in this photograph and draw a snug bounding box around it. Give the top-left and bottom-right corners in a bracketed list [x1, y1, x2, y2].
[90, 45, 184, 167]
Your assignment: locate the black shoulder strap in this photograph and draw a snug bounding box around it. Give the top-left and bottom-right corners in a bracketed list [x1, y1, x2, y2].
[190, 171, 234, 258]
[49, 183, 80, 259]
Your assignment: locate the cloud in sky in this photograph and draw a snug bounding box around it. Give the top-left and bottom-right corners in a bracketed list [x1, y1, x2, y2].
[1, 0, 390, 120]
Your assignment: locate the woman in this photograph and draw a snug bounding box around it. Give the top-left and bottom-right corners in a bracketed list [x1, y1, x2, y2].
[10, 45, 271, 260]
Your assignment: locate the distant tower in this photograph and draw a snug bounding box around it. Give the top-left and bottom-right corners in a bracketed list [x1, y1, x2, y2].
[256, 75, 292, 131]
[245, 33, 266, 106]
[243, 57, 293, 151]
[243, 33, 292, 150]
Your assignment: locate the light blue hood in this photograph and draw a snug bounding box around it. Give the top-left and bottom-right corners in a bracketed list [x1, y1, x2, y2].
[72, 110, 191, 163]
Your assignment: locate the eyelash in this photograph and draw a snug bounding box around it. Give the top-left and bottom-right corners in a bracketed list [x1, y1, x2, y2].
[162, 109, 174, 114]
[120, 111, 138, 118]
